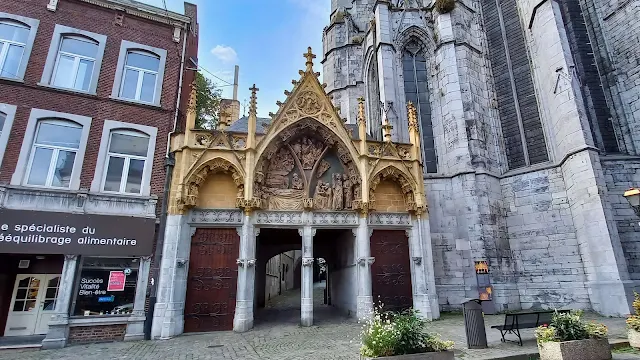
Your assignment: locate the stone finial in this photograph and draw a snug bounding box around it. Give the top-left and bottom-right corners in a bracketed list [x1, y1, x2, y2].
[357, 97, 366, 127]
[249, 84, 259, 116]
[407, 101, 419, 132]
[304, 47, 316, 72]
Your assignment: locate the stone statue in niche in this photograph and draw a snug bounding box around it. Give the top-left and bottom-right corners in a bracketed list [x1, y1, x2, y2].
[354, 184, 361, 200]
[343, 174, 353, 209]
[291, 173, 304, 190]
[332, 173, 344, 210]
[314, 180, 332, 210]
[316, 160, 331, 179]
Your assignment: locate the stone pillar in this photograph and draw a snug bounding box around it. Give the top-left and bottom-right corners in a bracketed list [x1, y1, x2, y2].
[233, 212, 257, 332]
[408, 216, 440, 320]
[151, 214, 190, 339]
[42, 254, 78, 349]
[125, 256, 152, 341]
[355, 215, 374, 320]
[300, 225, 315, 327]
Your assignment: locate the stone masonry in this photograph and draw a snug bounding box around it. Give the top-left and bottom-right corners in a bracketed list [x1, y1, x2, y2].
[323, 0, 640, 315]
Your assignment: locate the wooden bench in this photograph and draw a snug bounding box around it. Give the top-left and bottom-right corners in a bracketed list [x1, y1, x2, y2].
[491, 310, 570, 346]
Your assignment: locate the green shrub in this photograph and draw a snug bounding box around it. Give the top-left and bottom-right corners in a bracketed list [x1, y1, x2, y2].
[627, 292, 640, 331]
[360, 306, 453, 357]
[535, 310, 608, 344]
[435, 0, 455, 14]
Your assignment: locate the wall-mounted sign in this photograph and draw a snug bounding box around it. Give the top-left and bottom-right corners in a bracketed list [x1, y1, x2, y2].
[107, 271, 126, 292]
[0, 209, 155, 256]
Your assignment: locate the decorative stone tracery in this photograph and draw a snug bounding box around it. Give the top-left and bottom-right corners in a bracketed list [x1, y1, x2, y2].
[179, 158, 245, 210]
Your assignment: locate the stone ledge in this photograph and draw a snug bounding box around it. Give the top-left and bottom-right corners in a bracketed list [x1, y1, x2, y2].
[0, 185, 157, 218]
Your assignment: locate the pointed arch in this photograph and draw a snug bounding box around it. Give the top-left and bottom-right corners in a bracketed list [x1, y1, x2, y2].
[396, 26, 438, 174]
[369, 165, 418, 211]
[364, 48, 382, 141]
[180, 157, 244, 210]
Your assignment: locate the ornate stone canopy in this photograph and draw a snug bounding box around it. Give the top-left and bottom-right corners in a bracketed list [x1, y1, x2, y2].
[168, 47, 428, 216]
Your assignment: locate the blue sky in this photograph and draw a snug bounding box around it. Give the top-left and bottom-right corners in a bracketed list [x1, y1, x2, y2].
[141, 0, 330, 117]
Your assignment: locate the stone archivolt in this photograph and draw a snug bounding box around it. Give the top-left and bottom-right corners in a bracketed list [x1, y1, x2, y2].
[169, 47, 427, 217]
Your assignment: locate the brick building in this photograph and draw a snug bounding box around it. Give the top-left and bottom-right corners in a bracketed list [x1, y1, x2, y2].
[324, 0, 640, 316]
[0, 0, 197, 348]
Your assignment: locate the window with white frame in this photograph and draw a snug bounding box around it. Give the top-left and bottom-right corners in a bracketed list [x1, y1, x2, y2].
[52, 36, 99, 92]
[119, 51, 160, 103]
[111, 41, 166, 106]
[25, 119, 82, 188]
[40, 25, 106, 94]
[0, 20, 29, 79]
[0, 112, 5, 136]
[102, 130, 150, 194]
[0, 103, 17, 169]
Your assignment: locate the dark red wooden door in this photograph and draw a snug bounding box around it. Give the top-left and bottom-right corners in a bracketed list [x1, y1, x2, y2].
[184, 228, 239, 332]
[370, 230, 413, 312]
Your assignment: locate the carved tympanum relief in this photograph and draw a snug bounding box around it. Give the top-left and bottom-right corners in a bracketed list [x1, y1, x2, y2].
[255, 130, 359, 211]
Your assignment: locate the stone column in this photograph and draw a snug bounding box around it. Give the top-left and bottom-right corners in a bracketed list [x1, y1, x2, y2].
[408, 216, 439, 320]
[125, 256, 152, 341]
[42, 254, 78, 349]
[355, 215, 374, 320]
[233, 211, 257, 332]
[151, 214, 190, 340]
[300, 225, 315, 327]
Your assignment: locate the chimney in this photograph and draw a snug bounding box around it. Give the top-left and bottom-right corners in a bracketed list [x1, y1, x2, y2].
[233, 65, 239, 101]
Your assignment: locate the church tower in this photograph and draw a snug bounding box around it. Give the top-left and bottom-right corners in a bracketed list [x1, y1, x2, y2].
[323, 0, 640, 316]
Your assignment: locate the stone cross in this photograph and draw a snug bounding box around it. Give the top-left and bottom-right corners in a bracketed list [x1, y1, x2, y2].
[304, 47, 316, 72]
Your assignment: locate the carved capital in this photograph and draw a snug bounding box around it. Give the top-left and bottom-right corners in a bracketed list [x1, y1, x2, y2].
[412, 257, 422, 266]
[64, 254, 78, 261]
[141, 255, 152, 262]
[357, 257, 375, 266]
[237, 258, 257, 268]
[254, 228, 261, 237]
[302, 257, 315, 266]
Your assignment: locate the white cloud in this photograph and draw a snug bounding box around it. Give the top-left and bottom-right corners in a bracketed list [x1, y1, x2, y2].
[211, 45, 238, 64]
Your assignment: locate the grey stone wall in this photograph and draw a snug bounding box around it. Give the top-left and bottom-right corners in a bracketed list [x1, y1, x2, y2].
[501, 167, 590, 310]
[602, 158, 640, 280]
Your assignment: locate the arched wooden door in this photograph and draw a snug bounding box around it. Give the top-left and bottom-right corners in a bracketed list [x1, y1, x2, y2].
[184, 228, 239, 332]
[370, 230, 413, 312]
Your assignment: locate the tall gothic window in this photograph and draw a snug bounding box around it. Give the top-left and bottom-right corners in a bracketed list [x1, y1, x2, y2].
[402, 40, 437, 173]
[367, 57, 382, 141]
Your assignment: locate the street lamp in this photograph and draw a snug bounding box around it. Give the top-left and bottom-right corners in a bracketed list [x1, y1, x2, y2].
[624, 188, 640, 217]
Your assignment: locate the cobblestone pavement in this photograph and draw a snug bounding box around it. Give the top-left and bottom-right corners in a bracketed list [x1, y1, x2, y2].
[0, 283, 634, 360]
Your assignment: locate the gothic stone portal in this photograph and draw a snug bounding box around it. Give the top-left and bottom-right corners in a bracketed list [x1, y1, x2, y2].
[254, 125, 360, 211]
[184, 228, 239, 332]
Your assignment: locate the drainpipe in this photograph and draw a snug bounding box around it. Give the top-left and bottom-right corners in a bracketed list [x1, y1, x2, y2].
[144, 23, 188, 340]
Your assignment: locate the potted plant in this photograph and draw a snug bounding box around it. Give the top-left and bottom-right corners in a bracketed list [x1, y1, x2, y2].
[626, 292, 640, 348]
[535, 310, 611, 360]
[360, 306, 454, 359]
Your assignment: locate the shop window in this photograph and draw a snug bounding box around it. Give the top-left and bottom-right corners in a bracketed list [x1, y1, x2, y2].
[72, 257, 138, 316]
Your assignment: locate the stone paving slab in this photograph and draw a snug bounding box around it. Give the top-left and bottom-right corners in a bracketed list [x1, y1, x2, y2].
[0, 285, 633, 360]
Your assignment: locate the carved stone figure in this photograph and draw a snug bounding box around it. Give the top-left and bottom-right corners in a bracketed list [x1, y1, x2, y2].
[291, 173, 303, 190]
[332, 173, 344, 210]
[316, 160, 331, 179]
[266, 148, 295, 189]
[313, 180, 332, 210]
[297, 137, 324, 170]
[354, 184, 361, 200]
[343, 174, 353, 209]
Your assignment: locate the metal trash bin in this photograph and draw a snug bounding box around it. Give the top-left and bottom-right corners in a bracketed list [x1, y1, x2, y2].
[462, 299, 488, 349]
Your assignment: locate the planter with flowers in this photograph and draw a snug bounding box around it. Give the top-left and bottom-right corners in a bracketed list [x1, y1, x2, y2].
[360, 307, 454, 360]
[626, 292, 640, 348]
[535, 310, 611, 360]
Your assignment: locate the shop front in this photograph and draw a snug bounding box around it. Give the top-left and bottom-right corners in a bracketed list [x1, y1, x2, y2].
[0, 209, 155, 348]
